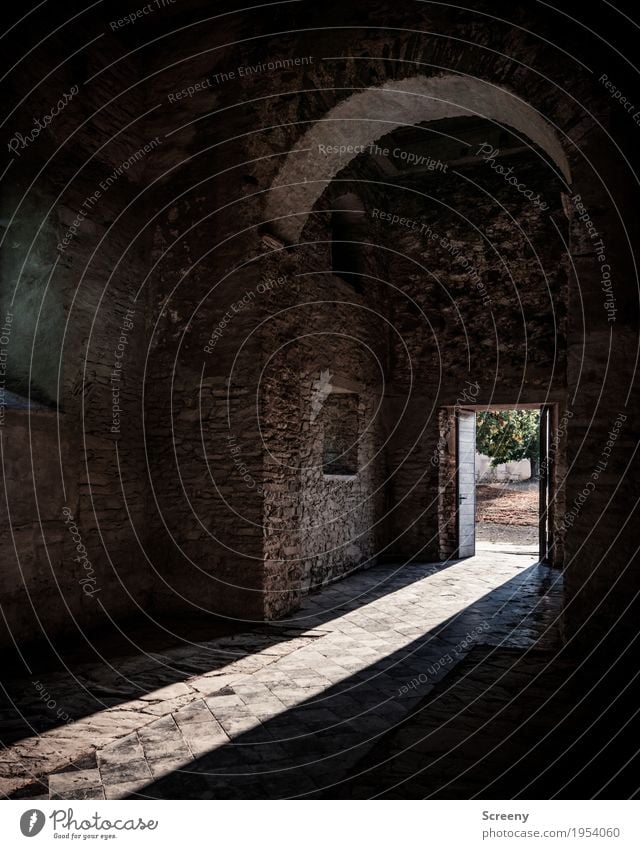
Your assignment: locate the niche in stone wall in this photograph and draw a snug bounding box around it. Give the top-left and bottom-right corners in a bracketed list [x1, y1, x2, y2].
[322, 392, 359, 476]
[331, 193, 365, 291]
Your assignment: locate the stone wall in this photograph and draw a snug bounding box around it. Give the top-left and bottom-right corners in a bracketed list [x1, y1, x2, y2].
[2, 0, 639, 649]
[0, 21, 156, 650]
[358, 143, 569, 562]
[258, 264, 388, 614]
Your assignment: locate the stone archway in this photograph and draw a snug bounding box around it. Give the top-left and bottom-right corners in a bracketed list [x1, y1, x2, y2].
[265, 73, 571, 244]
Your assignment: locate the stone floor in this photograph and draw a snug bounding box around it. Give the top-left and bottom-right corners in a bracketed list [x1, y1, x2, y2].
[341, 638, 640, 799]
[342, 646, 573, 799]
[1, 548, 561, 800]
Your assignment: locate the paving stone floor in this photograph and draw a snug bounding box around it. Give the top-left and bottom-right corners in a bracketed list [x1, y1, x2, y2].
[341, 639, 640, 799]
[341, 646, 573, 799]
[1, 547, 561, 799]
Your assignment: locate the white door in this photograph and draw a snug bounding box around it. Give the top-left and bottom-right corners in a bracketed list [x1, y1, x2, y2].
[457, 410, 476, 557]
[539, 405, 553, 564]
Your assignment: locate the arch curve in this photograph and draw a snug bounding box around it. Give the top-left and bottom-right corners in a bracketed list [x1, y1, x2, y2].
[266, 73, 571, 243]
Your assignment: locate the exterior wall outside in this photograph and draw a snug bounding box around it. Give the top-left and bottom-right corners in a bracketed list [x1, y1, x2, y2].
[476, 454, 532, 482]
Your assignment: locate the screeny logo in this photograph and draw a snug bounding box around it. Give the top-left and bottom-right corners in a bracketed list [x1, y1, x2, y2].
[20, 809, 46, 837]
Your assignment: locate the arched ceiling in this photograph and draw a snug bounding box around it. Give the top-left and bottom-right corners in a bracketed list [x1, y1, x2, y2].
[266, 73, 571, 244]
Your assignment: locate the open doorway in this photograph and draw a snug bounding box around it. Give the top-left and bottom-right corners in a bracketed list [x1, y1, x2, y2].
[475, 409, 541, 556]
[444, 405, 556, 564]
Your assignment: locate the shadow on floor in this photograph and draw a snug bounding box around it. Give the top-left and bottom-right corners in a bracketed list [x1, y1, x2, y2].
[340, 641, 640, 799]
[122, 564, 562, 799]
[1, 559, 462, 745]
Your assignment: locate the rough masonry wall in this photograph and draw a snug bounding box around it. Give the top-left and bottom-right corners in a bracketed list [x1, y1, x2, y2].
[562, 142, 640, 645]
[135, 0, 631, 635]
[139, 15, 272, 620]
[137, 8, 394, 620]
[3, 0, 639, 647]
[347, 145, 570, 562]
[0, 23, 156, 650]
[257, 234, 388, 613]
[0, 28, 158, 644]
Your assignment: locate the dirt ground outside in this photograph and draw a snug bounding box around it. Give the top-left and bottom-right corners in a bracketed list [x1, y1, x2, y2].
[476, 480, 538, 546]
